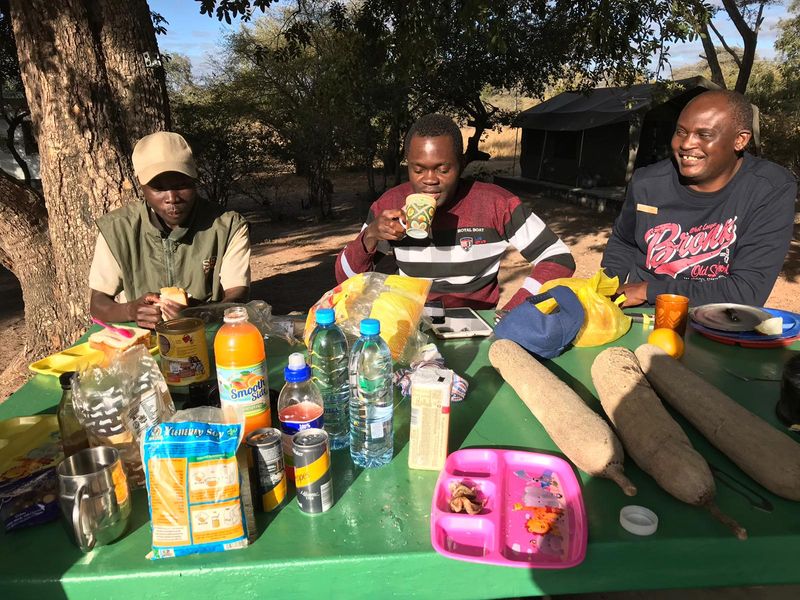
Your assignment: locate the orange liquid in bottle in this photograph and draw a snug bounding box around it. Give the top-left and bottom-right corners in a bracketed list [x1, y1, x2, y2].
[214, 307, 271, 436]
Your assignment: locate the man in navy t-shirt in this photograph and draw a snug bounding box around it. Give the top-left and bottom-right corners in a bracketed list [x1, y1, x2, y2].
[602, 89, 796, 307]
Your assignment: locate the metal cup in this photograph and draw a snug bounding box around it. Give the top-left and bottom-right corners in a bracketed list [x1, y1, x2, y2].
[56, 446, 131, 552]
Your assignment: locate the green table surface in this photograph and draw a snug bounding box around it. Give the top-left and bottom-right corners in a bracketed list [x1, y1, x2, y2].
[1, 314, 799, 599]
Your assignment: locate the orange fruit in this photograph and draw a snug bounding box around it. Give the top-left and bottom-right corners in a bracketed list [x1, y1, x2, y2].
[647, 328, 685, 359]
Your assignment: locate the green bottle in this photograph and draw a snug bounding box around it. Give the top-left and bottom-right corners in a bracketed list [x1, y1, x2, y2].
[57, 371, 90, 457]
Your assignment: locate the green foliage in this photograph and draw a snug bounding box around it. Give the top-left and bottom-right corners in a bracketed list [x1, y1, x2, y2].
[169, 58, 272, 207]
[198, 0, 274, 23]
[201, 0, 698, 184]
[222, 3, 387, 215]
[777, 0, 800, 78]
[347, 0, 697, 164]
[0, 1, 21, 93]
[750, 0, 800, 178]
[672, 45, 750, 89]
[163, 53, 194, 95]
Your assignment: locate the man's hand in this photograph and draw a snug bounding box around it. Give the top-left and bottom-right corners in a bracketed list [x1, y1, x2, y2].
[127, 293, 162, 329]
[158, 298, 185, 322]
[363, 209, 407, 252]
[618, 282, 648, 307]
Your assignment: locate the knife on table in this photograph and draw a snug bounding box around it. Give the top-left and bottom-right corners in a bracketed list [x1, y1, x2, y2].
[624, 312, 653, 326]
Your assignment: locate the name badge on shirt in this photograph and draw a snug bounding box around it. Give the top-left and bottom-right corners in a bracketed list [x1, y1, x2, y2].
[636, 203, 658, 215]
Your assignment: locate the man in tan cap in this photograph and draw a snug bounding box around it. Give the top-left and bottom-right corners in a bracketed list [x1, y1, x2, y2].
[89, 131, 251, 329]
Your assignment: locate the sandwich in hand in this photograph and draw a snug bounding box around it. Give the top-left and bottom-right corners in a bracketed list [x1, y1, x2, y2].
[159, 287, 188, 321]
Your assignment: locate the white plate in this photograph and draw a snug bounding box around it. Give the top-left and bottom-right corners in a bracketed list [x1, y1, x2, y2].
[689, 303, 772, 332]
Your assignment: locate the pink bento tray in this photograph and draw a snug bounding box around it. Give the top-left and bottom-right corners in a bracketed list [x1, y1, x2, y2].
[430, 448, 587, 568]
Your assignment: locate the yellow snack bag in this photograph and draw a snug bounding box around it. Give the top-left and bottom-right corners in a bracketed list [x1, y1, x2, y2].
[305, 273, 431, 360]
[536, 270, 631, 347]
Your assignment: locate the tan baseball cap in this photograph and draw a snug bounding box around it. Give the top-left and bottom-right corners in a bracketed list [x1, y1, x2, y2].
[131, 131, 198, 185]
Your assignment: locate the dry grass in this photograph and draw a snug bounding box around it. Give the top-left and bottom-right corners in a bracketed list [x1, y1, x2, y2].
[460, 126, 520, 160]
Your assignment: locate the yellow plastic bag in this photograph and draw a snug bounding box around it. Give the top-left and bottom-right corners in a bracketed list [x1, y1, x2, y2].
[535, 270, 631, 347]
[305, 273, 431, 360]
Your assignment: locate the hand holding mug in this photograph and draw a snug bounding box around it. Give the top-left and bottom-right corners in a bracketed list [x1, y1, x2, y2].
[363, 208, 407, 252]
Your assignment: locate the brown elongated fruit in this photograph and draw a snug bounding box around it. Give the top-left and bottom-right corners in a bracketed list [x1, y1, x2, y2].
[488, 339, 636, 496]
[636, 343, 800, 502]
[592, 347, 746, 540]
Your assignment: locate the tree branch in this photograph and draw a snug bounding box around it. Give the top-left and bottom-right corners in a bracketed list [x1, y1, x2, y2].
[708, 18, 742, 69]
[720, 0, 758, 44]
[5, 110, 32, 185]
[699, 21, 727, 88]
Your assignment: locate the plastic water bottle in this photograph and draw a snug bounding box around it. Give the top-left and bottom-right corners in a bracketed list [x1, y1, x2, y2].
[309, 308, 350, 450]
[278, 352, 324, 480]
[349, 318, 394, 468]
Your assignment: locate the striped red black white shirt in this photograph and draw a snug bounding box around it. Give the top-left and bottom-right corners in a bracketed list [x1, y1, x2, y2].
[334, 180, 575, 310]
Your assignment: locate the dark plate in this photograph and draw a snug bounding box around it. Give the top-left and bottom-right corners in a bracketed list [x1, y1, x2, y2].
[690, 308, 800, 346]
[690, 303, 773, 332]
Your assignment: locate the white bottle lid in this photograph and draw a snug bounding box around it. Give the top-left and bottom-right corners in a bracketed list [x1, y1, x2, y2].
[619, 505, 658, 536]
[287, 352, 305, 370]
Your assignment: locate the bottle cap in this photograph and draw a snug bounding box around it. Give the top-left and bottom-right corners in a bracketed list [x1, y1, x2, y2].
[619, 505, 658, 536]
[316, 308, 335, 326]
[360, 318, 380, 336]
[284, 352, 311, 382]
[223, 306, 249, 323]
[59, 371, 76, 390]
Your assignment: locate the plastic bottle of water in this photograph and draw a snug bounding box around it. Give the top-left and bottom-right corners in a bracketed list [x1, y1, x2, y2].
[278, 352, 324, 480]
[309, 308, 350, 450]
[349, 318, 394, 468]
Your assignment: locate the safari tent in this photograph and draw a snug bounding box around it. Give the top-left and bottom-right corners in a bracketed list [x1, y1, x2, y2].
[512, 76, 750, 189]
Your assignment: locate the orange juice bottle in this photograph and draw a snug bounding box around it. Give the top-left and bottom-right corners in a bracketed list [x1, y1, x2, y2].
[214, 306, 270, 435]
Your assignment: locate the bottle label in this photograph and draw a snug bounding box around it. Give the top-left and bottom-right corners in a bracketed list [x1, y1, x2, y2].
[367, 405, 392, 439]
[279, 411, 323, 471]
[217, 361, 269, 417]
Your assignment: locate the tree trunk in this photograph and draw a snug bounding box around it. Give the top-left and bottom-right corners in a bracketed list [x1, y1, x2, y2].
[5, 0, 169, 355]
[0, 170, 60, 356]
[464, 98, 493, 167]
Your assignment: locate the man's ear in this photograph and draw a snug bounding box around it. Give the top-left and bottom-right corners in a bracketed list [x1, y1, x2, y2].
[734, 130, 752, 153]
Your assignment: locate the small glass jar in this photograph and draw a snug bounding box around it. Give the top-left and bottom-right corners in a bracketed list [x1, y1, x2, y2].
[57, 371, 90, 458]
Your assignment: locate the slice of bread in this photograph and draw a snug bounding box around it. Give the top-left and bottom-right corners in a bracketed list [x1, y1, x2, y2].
[88, 325, 151, 366]
[160, 287, 188, 306]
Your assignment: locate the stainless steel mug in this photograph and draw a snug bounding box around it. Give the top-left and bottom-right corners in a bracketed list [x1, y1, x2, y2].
[56, 446, 131, 552]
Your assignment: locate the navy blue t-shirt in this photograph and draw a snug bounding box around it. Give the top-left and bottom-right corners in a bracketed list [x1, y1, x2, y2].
[602, 153, 796, 306]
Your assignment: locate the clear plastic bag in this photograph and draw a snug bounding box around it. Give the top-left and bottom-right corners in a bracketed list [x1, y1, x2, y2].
[180, 300, 301, 346]
[304, 273, 431, 362]
[73, 345, 175, 487]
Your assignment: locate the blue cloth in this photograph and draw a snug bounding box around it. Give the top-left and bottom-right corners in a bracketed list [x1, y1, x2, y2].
[494, 286, 585, 359]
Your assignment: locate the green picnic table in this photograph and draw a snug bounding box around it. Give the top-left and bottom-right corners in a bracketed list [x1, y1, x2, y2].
[1, 313, 799, 599]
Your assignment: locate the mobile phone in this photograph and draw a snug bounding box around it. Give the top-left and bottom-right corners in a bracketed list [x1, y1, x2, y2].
[430, 307, 493, 339]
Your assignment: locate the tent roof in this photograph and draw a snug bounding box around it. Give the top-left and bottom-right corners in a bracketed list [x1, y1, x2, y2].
[513, 76, 719, 132]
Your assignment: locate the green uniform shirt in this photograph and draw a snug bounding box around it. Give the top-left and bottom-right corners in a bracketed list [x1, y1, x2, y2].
[94, 199, 248, 302]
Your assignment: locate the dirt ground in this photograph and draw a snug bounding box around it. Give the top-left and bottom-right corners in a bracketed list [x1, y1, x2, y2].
[1, 172, 799, 598]
[1, 170, 799, 401]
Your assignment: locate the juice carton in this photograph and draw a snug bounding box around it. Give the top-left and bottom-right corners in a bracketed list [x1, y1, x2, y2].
[408, 368, 453, 470]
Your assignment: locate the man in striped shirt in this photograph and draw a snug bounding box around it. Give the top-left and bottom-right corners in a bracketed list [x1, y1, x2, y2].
[335, 114, 575, 310]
